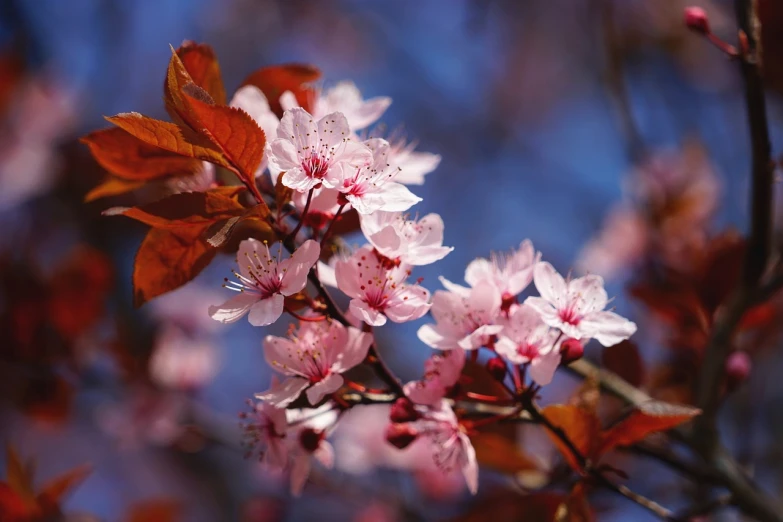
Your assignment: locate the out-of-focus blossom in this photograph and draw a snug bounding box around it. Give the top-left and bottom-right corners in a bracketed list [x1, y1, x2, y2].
[339, 138, 421, 215]
[96, 387, 185, 449]
[209, 239, 320, 326]
[285, 404, 339, 496]
[165, 161, 217, 194]
[230, 85, 281, 176]
[495, 304, 560, 385]
[257, 320, 372, 407]
[241, 397, 289, 468]
[576, 207, 648, 278]
[417, 279, 502, 350]
[360, 211, 453, 266]
[149, 324, 220, 390]
[281, 81, 391, 132]
[266, 108, 372, 192]
[335, 246, 431, 326]
[524, 262, 637, 346]
[404, 349, 465, 405]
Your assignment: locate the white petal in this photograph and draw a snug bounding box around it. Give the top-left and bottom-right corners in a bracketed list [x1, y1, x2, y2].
[349, 299, 387, 326]
[529, 349, 562, 386]
[317, 111, 351, 149]
[267, 138, 300, 172]
[533, 262, 567, 307]
[581, 311, 637, 346]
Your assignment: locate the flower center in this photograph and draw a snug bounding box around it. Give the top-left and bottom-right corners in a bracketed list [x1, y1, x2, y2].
[558, 306, 581, 326]
[303, 154, 329, 180]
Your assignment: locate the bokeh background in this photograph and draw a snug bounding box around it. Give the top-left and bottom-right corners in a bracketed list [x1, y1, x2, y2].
[2, 0, 783, 520]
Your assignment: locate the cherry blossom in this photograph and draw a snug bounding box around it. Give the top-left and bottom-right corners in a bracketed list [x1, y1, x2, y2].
[257, 320, 372, 407]
[412, 400, 478, 494]
[335, 246, 431, 326]
[240, 397, 289, 468]
[495, 304, 561, 386]
[266, 108, 372, 192]
[464, 240, 540, 299]
[286, 405, 338, 496]
[280, 81, 391, 132]
[387, 135, 442, 185]
[149, 324, 220, 390]
[338, 138, 422, 215]
[360, 210, 453, 266]
[209, 239, 320, 327]
[404, 349, 465, 405]
[417, 279, 503, 350]
[524, 262, 637, 346]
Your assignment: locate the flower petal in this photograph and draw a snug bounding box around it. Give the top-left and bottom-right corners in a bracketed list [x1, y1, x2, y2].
[208, 292, 259, 323]
[349, 299, 387, 326]
[255, 376, 309, 408]
[306, 373, 344, 404]
[280, 240, 321, 295]
[248, 294, 285, 326]
[533, 262, 567, 307]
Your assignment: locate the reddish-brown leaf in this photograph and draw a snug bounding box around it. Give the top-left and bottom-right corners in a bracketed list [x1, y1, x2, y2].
[541, 405, 601, 471]
[36, 464, 91, 508]
[0, 482, 29, 521]
[470, 432, 540, 476]
[182, 92, 266, 189]
[602, 340, 645, 388]
[85, 177, 145, 202]
[599, 401, 700, 455]
[107, 190, 247, 230]
[164, 47, 215, 132]
[81, 127, 202, 181]
[133, 226, 217, 307]
[5, 445, 33, 502]
[240, 64, 321, 116]
[555, 483, 594, 522]
[106, 113, 228, 169]
[175, 41, 226, 105]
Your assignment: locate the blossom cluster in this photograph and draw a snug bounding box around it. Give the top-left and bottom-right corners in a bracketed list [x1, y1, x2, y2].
[204, 79, 638, 495]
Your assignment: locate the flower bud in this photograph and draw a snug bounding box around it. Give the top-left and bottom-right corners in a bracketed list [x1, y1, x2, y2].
[298, 427, 324, 453]
[684, 7, 710, 34]
[390, 397, 421, 423]
[486, 356, 507, 381]
[385, 423, 418, 449]
[560, 338, 584, 365]
[725, 351, 751, 392]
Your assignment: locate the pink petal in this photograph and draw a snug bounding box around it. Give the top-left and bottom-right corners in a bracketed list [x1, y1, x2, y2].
[580, 311, 637, 346]
[282, 167, 319, 192]
[460, 434, 479, 495]
[317, 111, 351, 149]
[417, 324, 452, 350]
[255, 376, 309, 407]
[248, 294, 285, 326]
[394, 151, 441, 185]
[208, 292, 259, 323]
[349, 299, 387, 326]
[279, 107, 318, 150]
[533, 262, 567, 307]
[332, 328, 373, 372]
[457, 324, 504, 350]
[267, 138, 300, 172]
[529, 349, 561, 386]
[464, 258, 493, 288]
[384, 286, 431, 323]
[263, 335, 298, 374]
[334, 256, 362, 299]
[569, 274, 608, 314]
[313, 440, 335, 469]
[289, 454, 311, 496]
[280, 240, 321, 295]
[306, 373, 344, 404]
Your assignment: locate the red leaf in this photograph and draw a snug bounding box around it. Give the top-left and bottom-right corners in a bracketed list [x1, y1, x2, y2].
[541, 405, 601, 471]
[133, 226, 217, 307]
[175, 41, 226, 105]
[125, 499, 182, 522]
[0, 483, 28, 521]
[182, 92, 266, 190]
[601, 340, 645, 388]
[81, 127, 202, 181]
[240, 64, 321, 116]
[599, 401, 700, 455]
[36, 464, 91, 509]
[107, 190, 247, 230]
[85, 177, 145, 202]
[470, 432, 540, 476]
[5, 445, 33, 502]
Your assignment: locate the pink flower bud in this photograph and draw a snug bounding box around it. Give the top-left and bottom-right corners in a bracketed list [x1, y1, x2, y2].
[390, 397, 421, 423]
[560, 338, 584, 365]
[385, 423, 418, 449]
[486, 356, 508, 381]
[684, 7, 710, 34]
[725, 351, 751, 391]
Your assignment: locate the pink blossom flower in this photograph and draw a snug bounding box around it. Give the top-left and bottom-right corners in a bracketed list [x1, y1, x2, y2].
[209, 239, 320, 327]
[241, 397, 289, 468]
[413, 401, 478, 494]
[464, 240, 540, 299]
[524, 262, 637, 346]
[417, 279, 503, 350]
[360, 211, 453, 266]
[339, 138, 422, 215]
[576, 207, 648, 278]
[266, 108, 372, 192]
[285, 404, 338, 496]
[257, 320, 373, 407]
[404, 349, 465, 405]
[387, 135, 441, 186]
[495, 305, 561, 386]
[281, 81, 391, 132]
[149, 324, 220, 390]
[335, 246, 431, 326]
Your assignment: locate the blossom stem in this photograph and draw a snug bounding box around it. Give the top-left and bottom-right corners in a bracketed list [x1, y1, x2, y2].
[286, 188, 314, 243]
[462, 392, 513, 404]
[284, 306, 328, 322]
[320, 204, 346, 246]
[465, 406, 523, 431]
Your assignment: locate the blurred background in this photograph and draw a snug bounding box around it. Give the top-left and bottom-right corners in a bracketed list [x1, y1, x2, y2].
[1, 0, 783, 520]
